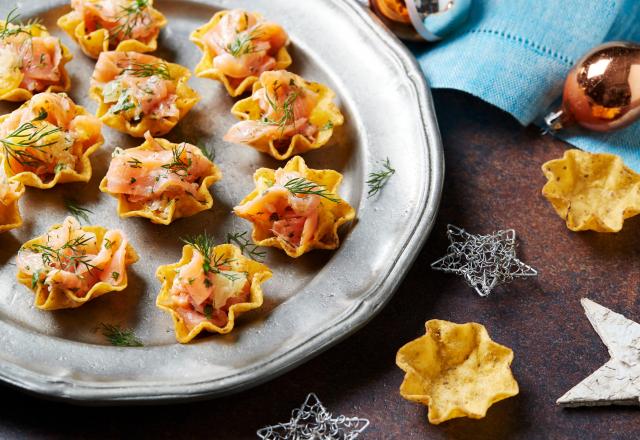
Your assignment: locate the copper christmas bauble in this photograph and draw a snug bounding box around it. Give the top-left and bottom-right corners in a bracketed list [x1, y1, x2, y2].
[545, 42, 640, 132]
[369, 0, 471, 42]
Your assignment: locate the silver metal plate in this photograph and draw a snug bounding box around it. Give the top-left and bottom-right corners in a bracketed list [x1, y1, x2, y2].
[0, 0, 443, 403]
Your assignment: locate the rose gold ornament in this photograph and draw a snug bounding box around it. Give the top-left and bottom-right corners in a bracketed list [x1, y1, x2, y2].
[545, 42, 640, 132]
[369, 0, 471, 42]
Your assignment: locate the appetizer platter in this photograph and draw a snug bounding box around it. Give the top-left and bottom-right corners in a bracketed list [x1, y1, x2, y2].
[0, 0, 442, 403]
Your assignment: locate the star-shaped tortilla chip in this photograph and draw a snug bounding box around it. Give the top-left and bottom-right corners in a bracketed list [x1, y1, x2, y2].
[541, 149, 640, 232]
[396, 320, 519, 425]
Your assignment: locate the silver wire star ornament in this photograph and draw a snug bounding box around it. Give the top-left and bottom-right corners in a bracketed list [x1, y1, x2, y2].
[431, 225, 537, 297]
[256, 393, 369, 440]
[557, 299, 640, 407]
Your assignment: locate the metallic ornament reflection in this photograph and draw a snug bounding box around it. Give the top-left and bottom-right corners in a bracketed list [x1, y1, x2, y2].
[545, 41, 640, 132]
[431, 225, 537, 297]
[369, 0, 471, 41]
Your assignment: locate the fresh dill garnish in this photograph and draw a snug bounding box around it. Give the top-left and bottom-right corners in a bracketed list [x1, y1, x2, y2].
[127, 157, 142, 168]
[195, 140, 215, 162]
[203, 304, 213, 320]
[104, 238, 113, 249]
[284, 177, 340, 203]
[0, 8, 41, 41]
[31, 269, 42, 289]
[366, 157, 395, 198]
[111, 271, 120, 281]
[226, 27, 262, 57]
[30, 234, 101, 274]
[100, 323, 143, 347]
[109, 0, 151, 42]
[64, 198, 92, 224]
[322, 121, 334, 131]
[110, 93, 136, 115]
[209, 253, 241, 281]
[181, 231, 215, 273]
[120, 61, 171, 80]
[1, 109, 62, 170]
[263, 88, 299, 135]
[226, 231, 266, 262]
[54, 163, 67, 173]
[181, 232, 241, 282]
[161, 144, 191, 177]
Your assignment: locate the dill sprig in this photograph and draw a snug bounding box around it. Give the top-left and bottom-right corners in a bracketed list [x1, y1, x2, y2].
[226, 26, 262, 57]
[366, 158, 395, 198]
[181, 232, 241, 282]
[210, 253, 241, 281]
[64, 198, 93, 224]
[126, 156, 142, 168]
[322, 121, 334, 131]
[284, 177, 340, 203]
[263, 88, 299, 134]
[31, 268, 42, 288]
[0, 8, 41, 40]
[120, 61, 171, 80]
[109, 91, 136, 115]
[100, 323, 143, 347]
[1, 109, 62, 170]
[29, 234, 100, 275]
[195, 140, 215, 162]
[161, 144, 191, 177]
[226, 231, 266, 262]
[110, 0, 151, 43]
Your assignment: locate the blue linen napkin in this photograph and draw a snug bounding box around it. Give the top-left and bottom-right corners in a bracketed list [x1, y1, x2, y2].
[410, 0, 640, 170]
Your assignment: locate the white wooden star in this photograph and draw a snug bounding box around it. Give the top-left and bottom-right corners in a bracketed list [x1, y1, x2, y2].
[431, 224, 537, 297]
[557, 298, 640, 407]
[256, 393, 369, 439]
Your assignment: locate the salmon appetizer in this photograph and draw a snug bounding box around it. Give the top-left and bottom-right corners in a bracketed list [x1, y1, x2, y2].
[225, 70, 343, 160]
[90, 51, 200, 137]
[156, 237, 271, 343]
[0, 170, 25, 233]
[99, 132, 221, 225]
[234, 156, 355, 258]
[57, 0, 167, 59]
[190, 9, 291, 97]
[16, 216, 139, 310]
[0, 92, 103, 189]
[0, 10, 73, 102]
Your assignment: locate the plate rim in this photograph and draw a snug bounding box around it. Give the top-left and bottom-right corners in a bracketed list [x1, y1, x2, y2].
[0, 0, 444, 404]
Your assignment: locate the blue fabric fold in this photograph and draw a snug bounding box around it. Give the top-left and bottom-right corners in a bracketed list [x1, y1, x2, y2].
[410, 0, 640, 170]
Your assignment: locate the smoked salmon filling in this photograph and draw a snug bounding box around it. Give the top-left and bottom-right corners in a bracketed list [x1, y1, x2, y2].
[90, 51, 200, 137]
[225, 70, 344, 160]
[234, 156, 355, 258]
[0, 15, 73, 102]
[0, 171, 25, 233]
[16, 216, 139, 310]
[99, 132, 222, 225]
[57, 0, 167, 59]
[156, 241, 272, 343]
[190, 9, 292, 97]
[0, 92, 103, 189]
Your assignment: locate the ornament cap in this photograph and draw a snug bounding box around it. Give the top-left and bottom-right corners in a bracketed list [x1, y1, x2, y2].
[544, 109, 570, 132]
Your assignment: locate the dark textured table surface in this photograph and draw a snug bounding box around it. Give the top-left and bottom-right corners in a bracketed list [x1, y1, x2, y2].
[2, 90, 640, 439]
